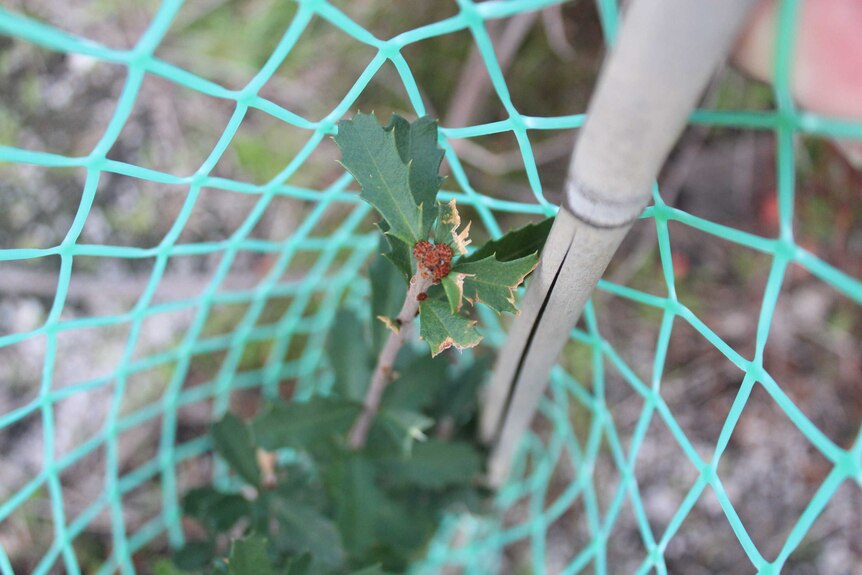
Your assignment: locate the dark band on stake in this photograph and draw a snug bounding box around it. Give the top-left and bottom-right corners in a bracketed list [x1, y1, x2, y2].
[563, 176, 652, 229]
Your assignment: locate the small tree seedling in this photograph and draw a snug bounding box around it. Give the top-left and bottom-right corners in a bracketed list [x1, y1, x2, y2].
[164, 114, 552, 575]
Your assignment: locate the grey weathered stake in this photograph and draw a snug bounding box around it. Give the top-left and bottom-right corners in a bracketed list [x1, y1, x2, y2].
[482, 0, 759, 487]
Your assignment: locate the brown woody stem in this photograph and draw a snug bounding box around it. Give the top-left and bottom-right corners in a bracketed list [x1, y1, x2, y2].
[347, 271, 433, 449]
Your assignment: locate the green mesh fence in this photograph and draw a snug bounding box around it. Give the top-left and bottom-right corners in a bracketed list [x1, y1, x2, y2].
[1, 0, 861, 574]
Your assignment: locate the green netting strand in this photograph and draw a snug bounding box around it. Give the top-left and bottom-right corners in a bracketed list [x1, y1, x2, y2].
[0, 0, 860, 574]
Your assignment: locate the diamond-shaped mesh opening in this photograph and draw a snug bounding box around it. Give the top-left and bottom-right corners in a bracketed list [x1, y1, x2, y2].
[0, 41, 124, 156]
[173, 186, 261, 245]
[2, 0, 862, 572]
[668, 220, 774, 360]
[53, 322, 132, 388]
[400, 28, 509, 128]
[155, 0, 302, 90]
[669, 128, 777, 236]
[633, 413, 702, 539]
[0, 487, 54, 575]
[663, 485, 753, 573]
[79, 175, 190, 248]
[58, 443, 106, 527]
[106, 73, 236, 175]
[130, 306, 196, 362]
[0, 333, 47, 416]
[763, 278, 862, 449]
[60, 256, 155, 320]
[503, 1, 604, 118]
[259, 24, 379, 121]
[51, 384, 112, 460]
[350, 60, 417, 121]
[0, 167, 85, 250]
[211, 107, 311, 185]
[0, 410, 43, 499]
[594, 292, 662, 386]
[794, 137, 862, 279]
[604, 498, 651, 573]
[661, 318, 747, 460]
[716, 383, 835, 561]
[14, 0, 160, 50]
[781, 481, 862, 573]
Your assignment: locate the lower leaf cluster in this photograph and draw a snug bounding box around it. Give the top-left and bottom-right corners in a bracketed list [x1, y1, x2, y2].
[163, 319, 490, 575]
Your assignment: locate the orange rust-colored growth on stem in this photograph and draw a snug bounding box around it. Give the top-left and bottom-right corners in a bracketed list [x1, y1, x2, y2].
[413, 240, 453, 283]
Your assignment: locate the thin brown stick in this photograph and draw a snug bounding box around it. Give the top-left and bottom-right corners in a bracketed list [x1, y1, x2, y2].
[347, 272, 433, 449]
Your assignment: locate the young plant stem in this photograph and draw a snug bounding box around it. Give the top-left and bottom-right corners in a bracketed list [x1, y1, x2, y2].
[348, 271, 434, 449]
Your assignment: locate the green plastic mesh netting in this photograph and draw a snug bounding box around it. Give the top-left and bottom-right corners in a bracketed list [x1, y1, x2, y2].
[1, 0, 861, 573]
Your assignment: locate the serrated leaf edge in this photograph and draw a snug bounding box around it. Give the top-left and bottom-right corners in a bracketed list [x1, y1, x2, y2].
[428, 328, 482, 357]
[459, 253, 539, 316]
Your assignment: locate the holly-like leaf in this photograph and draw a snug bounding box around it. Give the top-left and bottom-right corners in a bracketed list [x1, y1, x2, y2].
[228, 536, 274, 575]
[380, 439, 482, 489]
[452, 253, 538, 315]
[460, 217, 553, 263]
[252, 398, 361, 452]
[211, 413, 261, 487]
[334, 112, 423, 245]
[389, 114, 443, 234]
[418, 298, 482, 357]
[327, 309, 371, 401]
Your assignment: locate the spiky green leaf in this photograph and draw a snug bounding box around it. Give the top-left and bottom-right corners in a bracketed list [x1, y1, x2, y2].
[334, 112, 423, 245]
[418, 298, 482, 357]
[453, 253, 538, 314]
[460, 217, 553, 263]
[389, 114, 443, 233]
[377, 221, 412, 281]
